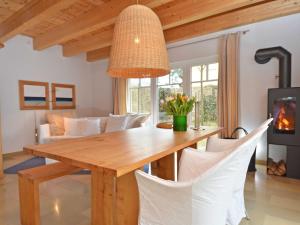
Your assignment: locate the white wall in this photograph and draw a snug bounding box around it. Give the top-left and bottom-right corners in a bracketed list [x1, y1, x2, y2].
[168, 38, 218, 63]
[90, 59, 114, 116]
[0, 36, 113, 153]
[167, 13, 300, 161]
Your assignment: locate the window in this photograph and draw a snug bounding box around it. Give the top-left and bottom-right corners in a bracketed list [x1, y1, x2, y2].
[127, 78, 151, 113]
[157, 68, 184, 122]
[126, 58, 219, 128]
[191, 63, 218, 127]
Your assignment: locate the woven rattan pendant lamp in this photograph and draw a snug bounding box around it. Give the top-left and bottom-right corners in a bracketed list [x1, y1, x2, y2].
[108, 3, 170, 78]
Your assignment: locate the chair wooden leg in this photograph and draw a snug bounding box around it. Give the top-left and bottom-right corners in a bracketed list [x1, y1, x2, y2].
[18, 175, 40, 225]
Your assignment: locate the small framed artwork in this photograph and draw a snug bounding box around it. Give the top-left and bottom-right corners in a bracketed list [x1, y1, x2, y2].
[52, 83, 76, 110]
[19, 80, 50, 110]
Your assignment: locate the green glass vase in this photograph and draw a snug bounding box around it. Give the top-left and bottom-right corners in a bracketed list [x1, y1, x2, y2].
[173, 115, 187, 131]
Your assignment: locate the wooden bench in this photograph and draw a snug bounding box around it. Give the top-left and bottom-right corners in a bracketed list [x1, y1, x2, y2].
[18, 162, 81, 225]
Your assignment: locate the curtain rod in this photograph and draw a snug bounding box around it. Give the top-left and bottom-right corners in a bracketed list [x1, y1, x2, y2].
[167, 29, 250, 50]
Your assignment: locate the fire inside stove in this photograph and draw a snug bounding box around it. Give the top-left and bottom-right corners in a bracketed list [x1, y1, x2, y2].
[273, 97, 296, 134]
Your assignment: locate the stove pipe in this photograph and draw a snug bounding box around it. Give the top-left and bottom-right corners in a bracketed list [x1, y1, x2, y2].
[255, 46, 291, 88]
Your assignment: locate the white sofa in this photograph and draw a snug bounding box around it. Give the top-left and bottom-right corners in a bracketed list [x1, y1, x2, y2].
[39, 115, 150, 144]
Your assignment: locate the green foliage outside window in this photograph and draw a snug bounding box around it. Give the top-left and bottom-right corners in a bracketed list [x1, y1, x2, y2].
[201, 92, 218, 126]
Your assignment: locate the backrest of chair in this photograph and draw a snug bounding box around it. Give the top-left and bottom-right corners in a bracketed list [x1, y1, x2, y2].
[232, 118, 272, 148]
[135, 170, 193, 225]
[189, 143, 244, 225]
[178, 148, 228, 182]
[179, 119, 272, 182]
[228, 118, 272, 192]
[206, 136, 238, 152]
[206, 118, 272, 153]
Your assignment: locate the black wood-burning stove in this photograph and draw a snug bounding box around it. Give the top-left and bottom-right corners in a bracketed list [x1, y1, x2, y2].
[268, 87, 300, 145]
[255, 47, 300, 179]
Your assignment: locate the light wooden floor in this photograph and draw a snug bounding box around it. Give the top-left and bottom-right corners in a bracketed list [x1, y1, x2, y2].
[1, 153, 300, 225]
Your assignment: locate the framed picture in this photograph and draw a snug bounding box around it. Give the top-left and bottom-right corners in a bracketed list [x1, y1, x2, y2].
[19, 80, 50, 110]
[52, 83, 76, 110]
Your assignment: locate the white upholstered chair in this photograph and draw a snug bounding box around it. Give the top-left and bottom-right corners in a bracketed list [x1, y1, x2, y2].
[135, 119, 271, 225]
[205, 118, 273, 225]
[135, 149, 238, 225]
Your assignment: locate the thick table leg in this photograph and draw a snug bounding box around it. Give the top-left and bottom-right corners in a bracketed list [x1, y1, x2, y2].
[115, 172, 139, 225]
[189, 143, 198, 149]
[151, 143, 198, 181]
[18, 175, 40, 225]
[91, 169, 139, 225]
[151, 153, 175, 180]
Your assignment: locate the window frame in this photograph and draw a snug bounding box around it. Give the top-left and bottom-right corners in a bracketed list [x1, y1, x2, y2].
[126, 78, 152, 114]
[126, 55, 219, 125]
[156, 66, 185, 123]
[190, 62, 219, 127]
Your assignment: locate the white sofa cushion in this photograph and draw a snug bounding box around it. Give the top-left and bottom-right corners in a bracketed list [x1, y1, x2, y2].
[109, 113, 150, 129]
[64, 117, 101, 136]
[83, 118, 102, 135]
[83, 118, 101, 135]
[87, 117, 108, 133]
[105, 115, 128, 133]
[126, 114, 150, 128]
[47, 110, 77, 136]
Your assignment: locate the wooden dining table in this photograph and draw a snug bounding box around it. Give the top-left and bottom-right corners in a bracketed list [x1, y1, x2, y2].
[24, 126, 222, 225]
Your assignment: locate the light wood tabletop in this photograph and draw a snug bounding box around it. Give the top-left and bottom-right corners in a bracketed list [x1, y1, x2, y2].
[23, 126, 222, 225]
[24, 127, 222, 177]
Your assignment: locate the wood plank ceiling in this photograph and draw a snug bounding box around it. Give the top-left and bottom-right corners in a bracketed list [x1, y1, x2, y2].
[0, 0, 300, 62]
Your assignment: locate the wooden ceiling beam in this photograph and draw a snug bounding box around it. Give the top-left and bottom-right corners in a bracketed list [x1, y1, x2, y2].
[87, 46, 111, 62]
[63, 0, 266, 57]
[63, 25, 113, 57]
[0, 0, 78, 43]
[155, 0, 266, 30]
[86, 0, 300, 62]
[33, 0, 173, 51]
[164, 0, 300, 43]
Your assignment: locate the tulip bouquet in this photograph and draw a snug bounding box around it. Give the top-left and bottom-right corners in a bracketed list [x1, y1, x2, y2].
[162, 93, 195, 131]
[163, 93, 196, 116]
